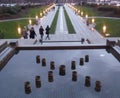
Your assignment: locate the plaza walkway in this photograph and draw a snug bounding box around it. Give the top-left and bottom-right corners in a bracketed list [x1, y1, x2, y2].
[33, 4, 105, 44]
[0, 4, 120, 46]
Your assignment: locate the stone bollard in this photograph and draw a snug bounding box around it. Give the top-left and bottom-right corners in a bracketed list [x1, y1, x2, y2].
[85, 76, 91, 87]
[59, 65, 66, 76]
[35, 76, 41, 88]
[72, 71, 77, 81]
[85, 55, 89, 62]
[36, 55, 40, 63]
[42, 58, 46, 66]
[48, 71, 54, 82]
[71, 61, 76, 70]
[50, 61, 55, 70]
[80, 58, 84, 65]
[95, 81, 101, 92]
[24, 81, 31, 94]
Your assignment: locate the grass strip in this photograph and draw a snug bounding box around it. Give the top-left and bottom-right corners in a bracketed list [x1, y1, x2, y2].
[74, 5, 120, 37]
[26, 6, 48, 18]
[63, 7, 76, 34]
[95, 18, 120, 37]
[0, 6, 48, 38]
[0, 19, 35, 39]
[50, 7, 60, 34]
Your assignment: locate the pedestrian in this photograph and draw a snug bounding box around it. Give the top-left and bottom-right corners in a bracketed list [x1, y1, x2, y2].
[81, 38, 85, 44]
[86, 19, 89, 26]
[39, 26, 44, 40]
[45, 25, 50, 40]
[22, 26, 28, 39]
[29, 27, 37, 39]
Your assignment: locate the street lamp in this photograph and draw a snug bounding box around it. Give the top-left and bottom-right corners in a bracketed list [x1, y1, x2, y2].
[85, 14, 88, 19]
[103, 25, 106, 33]
[36, 15, 38, 20]
[92, 18, 95, 24]
[78, 10, 80, 14]
[29, 19, 32, 25]
[81, 11, 83, 16]
[18, 27, 21, 35]
[40, 13, 42, 18]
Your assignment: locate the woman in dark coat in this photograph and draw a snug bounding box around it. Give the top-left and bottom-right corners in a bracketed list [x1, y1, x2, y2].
[29, 27, 37, 39]
[45, 25, 50, 40]
[39, 26, 44, 40]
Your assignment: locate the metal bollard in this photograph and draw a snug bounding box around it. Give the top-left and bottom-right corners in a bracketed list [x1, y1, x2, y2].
[42, 58, 46, 66]
[48, 71, 54, 82]
[71, 61, 76, 70]
[85, 55, 89, 62]
[24, 81, 31, 94]
[50, 61, 55, 70]
[35, 76, 41, 88]
[80, 58, 84, 65]
[95, 81, 102, 92]
[36, 55, 40, 63]
[85, 76, 91, 87]
[59, 65, 66, 76]
[72, 71, 77, 81]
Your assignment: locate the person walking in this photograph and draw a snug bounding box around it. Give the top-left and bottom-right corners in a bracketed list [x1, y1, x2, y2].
[22, 26, 28, 39]
[29, 27, 37, 39]
[39, 26, 44, 40]
[45, 25, 50, 40]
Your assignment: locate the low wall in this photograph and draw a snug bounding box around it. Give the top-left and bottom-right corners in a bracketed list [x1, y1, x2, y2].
[0, 41, 8, 53]
[0, 48, 16, 71]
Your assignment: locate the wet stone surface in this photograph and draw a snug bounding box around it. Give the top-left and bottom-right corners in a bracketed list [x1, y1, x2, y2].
[0, 49, 120, 98]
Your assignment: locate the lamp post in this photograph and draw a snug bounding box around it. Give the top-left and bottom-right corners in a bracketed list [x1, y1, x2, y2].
[81, 11, 83, 16]
[78, 10, 80, 14]
[35, 15, 39, 25]
[29, 19, 32, 25]
[85, 14, 88, 19]
[36, 15, 38, 20]
[40, 13, 42, 18]
[18, 27, 21, 35]
[18, 26, 21, 38]
[103, 25, 106, 33]
[92, 18, 95, 24]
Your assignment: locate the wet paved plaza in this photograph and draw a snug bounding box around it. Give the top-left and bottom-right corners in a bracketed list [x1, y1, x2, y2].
[0, 49, 120, 98]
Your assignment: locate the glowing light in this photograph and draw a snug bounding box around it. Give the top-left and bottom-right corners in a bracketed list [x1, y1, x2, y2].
[40, 13, 42, 17]
[29, 19, 32, 25]
[105, 33, 110, 37]
[103, 25, 106, 33]
[18, 27, 21, 35]
[92, 18, 95, 24]
[81, 11, 83, 16]
[43, 11, 45, 14]
[85, 14, 88, 18]
[36, 15, 38, 19]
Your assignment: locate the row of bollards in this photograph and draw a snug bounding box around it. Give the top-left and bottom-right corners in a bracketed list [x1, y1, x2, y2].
[25, 76, 41, 94]
[80, 55, 89, 66]
[36, 55, 89, 68]
[36, 55, 55, 70]
[84, 76, 102, 92]
[24, 75, 101, 94]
